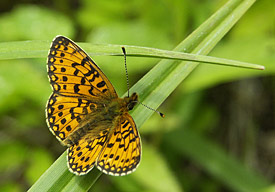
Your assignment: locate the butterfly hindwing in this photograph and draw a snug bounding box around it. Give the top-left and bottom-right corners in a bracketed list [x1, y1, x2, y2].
[67, 130, 109, 175]
[46, 93, 100, 143]
[96, 114, 141, 176]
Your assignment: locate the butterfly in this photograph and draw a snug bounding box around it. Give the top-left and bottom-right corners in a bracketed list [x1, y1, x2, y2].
[46, 36, 141, 176]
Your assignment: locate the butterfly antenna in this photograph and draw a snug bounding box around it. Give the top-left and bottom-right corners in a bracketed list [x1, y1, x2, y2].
[136, 101, 165, 118]
[122, 47, 130, 98]
[122, 47, 164, 118]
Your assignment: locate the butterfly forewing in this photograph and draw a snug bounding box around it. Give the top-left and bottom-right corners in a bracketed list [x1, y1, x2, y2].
[46, 36, 118, 142]
[47, 35, 117, 99]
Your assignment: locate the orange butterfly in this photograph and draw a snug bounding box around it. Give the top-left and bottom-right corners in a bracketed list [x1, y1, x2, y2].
[46, 36, 141, 176]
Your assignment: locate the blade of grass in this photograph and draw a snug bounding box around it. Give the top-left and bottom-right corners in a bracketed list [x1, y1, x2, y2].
[28, 0, 268, 191]
[0, 41, 264, 71]
[130, 0, 259, 126]
[27, 152, 102, 192]
[28, 153, 74, 191]
[131, 0, 269, 191]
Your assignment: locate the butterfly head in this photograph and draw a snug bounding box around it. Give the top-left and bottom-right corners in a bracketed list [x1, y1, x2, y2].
[126, 92, 138, 111]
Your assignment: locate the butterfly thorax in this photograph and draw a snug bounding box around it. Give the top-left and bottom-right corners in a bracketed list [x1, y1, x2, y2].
[114, 92, 138, 114]
[63, 93, 138, 146]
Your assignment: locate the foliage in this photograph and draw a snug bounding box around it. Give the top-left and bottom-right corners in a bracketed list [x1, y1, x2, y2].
[0, 0, 274, 192]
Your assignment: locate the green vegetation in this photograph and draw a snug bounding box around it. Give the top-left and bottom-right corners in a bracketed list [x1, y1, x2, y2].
[0, 0, 274, 191]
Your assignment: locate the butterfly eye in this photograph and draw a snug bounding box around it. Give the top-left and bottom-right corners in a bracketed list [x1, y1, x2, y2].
[127, 104, 133, 110]
[127, 102, 136, 111]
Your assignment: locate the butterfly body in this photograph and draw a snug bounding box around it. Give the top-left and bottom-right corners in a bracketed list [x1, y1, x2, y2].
[63, 93, 138, 147]
[46, 36, 141, 176]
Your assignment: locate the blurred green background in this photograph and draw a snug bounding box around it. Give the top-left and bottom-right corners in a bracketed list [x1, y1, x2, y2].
[0, 0, 274, 191]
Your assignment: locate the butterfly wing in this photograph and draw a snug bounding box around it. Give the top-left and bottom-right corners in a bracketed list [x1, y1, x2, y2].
[67, 129, 109, 175]
[96, 114, 141, 176]
[48, 35, 117, 98]
[46, 35, 118, 143]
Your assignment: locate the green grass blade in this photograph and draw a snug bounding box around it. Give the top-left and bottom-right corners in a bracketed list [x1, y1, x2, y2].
[130, 0, 259, 126]
[28, 153, 74, 191]
[0, 41, 264, 71]
[28, 153, 103, 192]
[28, 0, 268, 191]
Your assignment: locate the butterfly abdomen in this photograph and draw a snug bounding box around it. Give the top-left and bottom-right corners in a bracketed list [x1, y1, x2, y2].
[63, 118, 109, 146]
